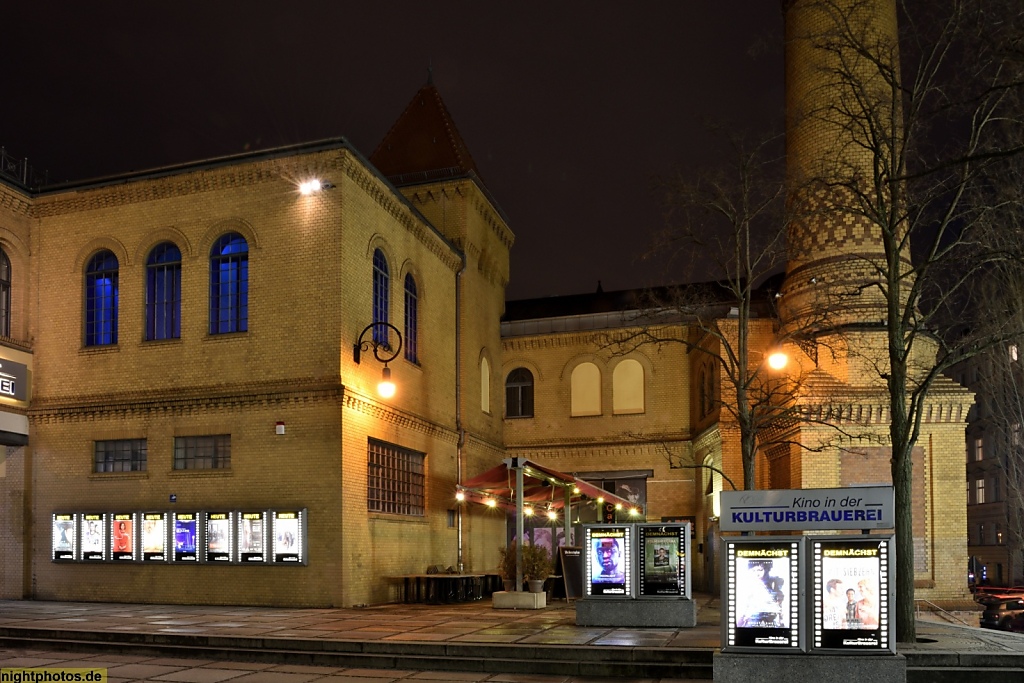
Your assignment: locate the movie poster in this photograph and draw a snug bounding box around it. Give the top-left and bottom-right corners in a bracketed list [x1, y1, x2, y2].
[272, 510, 302, 563]
[585, 525, 631, 597]
[51, 514, 76, 561]
[205, 512, 233, 562]
[111, 513, 136, 561]
[142, 512, 167, 562]
[811, 537, 893, 652]
[638, 524, 688, 597]
[172, 513, 199, 562]
[724, 539, 802, 651]
[81, 513, 106, 561]
[238, 511, 266, 562]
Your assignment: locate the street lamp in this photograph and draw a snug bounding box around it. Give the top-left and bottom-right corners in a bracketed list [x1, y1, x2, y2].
[354, 322, 403, 398]
[767, 349, 788, 370]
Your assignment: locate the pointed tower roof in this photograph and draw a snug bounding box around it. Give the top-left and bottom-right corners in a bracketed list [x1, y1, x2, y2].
[370, 81, 482, 185]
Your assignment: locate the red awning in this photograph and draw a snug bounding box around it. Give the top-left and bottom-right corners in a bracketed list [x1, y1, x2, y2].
[456, 457, 642, 515]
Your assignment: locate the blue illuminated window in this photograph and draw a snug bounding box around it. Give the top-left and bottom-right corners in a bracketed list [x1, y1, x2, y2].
[85, 250, 119, 346]
[209, 233, 248, 334]
[146, 242, 181, 340]
[404, 273, 418, 363]
[373, 249, 389, 346]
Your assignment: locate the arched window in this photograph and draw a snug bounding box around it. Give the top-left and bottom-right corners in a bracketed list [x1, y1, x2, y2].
[85, 250, 119, 346]
[145, 242, 181, 340]
[209, 233, 248, 334]
[505, 368, 534, 418]
[570, 362, 601, 416]
[373, 249, 389, 346]
[612, 359, 645, 414]
[404, 273, 418, 363]
[0, 248, 10, 337]
[481, 357, 490, 413]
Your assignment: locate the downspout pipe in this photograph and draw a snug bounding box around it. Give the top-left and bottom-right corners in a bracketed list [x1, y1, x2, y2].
[455, 251, 467, 573]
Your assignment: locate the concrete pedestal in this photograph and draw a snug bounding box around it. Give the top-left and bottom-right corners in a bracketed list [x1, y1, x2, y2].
[714, 652, 906, 683]
[492, 590, 546, 609]
[575, 598, 696, 627]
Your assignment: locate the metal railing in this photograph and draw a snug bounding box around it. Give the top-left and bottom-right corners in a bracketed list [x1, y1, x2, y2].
[0, 147, 48, 188]
[915, 599, 976, 626]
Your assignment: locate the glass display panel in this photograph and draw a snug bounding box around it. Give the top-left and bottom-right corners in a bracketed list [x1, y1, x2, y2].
[172, 512, 199, 562]
[81, 513, 106, 561]
[238, 511, 267, 563]
[638, 524, 688, 597]
[584, 525, 632, 597]
[272, 510, 302, 564]
[205, 512, 233, 562]
[111, 513, 136, 561]
[724, 539, 802, 651]
[811, 536, 894, 653]
[142, 512, 168, 562]
[51, 514, 76, 562]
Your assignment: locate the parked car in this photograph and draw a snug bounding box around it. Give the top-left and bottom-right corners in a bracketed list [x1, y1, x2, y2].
[973, 586, 1024, 605]
[980, 598, 1024, 630]
[1008, 611, 1024, 633]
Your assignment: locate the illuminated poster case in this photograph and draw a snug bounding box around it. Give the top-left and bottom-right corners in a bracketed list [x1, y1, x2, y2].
[637, 523, 690, 599]
[238, 511, 268, 563]
[51, 513, 77, 562]
[205, 512, 233, 563]
[111, 513, 137, 561]
[722, 537, 804, 653]
[172, 512, 200, 562]
[81, 513, 107, 561]
[810, 535, 895, 654]
[142, 512, 168, 562]
[584, 524, 632, 597]
[272, 510, 306, 565]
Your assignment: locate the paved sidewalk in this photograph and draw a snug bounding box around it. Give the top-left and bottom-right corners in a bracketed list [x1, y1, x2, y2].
[0, 596, 1021, 682]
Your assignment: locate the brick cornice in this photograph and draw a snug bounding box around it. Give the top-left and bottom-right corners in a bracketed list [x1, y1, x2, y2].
[342, 390, 459, 445]
[0, 183, 32, 217]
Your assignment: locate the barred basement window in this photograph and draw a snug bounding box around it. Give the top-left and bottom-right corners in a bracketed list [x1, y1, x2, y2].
[367, 439, 424, 516]
[174, 435, 231, 470]
[94, 439, 147, 473]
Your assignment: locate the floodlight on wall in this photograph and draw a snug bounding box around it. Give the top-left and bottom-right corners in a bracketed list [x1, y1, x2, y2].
[299, 179, 322, 195]
[455, 491, 466, 502]
[354, 322, 403, 399]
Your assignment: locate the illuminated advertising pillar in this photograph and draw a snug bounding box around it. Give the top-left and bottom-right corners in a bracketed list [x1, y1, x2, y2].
[111, 513, 137, 561]
[238, 511, 268, 563]
[51, 513, 77, 562]
[272, 509, 306, 564]
[722, 538, 804, 652]
[637, 523, 690, 598]
[141, 512, 168, 562]
[810, 535, 895, 654]
[584, 524, 632, 597]
[172, 512, 200, 562]
[204, 512, 233, 562]
[80, 513, 107, 561]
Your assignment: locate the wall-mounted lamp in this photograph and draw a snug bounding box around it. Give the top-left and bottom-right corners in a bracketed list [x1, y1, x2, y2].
[298, 178, 335, 195]
[767, 350, 788, 371]
[354, 322, 403, 398]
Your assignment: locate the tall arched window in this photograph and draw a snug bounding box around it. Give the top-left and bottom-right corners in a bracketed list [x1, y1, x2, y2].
[505, 368, 534, 418]
[0, 248, 10, 337]
[146, 242, 182, 340]
[570, 362, 601, 416]
[85, 250, 119, 346]
[481, 357, 491, 413]
[209, 233, 248, 334]
[612, 359, 645, 414]
[404, 273, 418, 363]
[373, 249, 389, 346]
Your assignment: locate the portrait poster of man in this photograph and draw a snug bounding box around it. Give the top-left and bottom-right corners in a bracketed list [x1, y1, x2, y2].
[637, 525, 686, 597]
[174, 514, 198, 561]
[813, 537, 890, 651]
[111, 514, 135, 560]
[586, 526, 630, 596]
[205, 513, 232, 562]
[725, 540, 801, 651]
[81, 514, 105, 561]
[51, 514, 75, 561]
[273, 511, 300, 562]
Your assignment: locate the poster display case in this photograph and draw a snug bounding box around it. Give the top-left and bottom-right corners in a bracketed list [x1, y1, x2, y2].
[80, 513, 106, 561]
[637, 523, 690, 598]
[722, 537, 804, 652]
[51, 513, 77, 562]
[172, 512, 200, 562]
[271, 509, 305, 564]
[141, 512, 168, 562]
[809, 535, 895, 654]
[111, 513, 137, 561]
[584, 524, 632, 597]
[204, 512, 233, 563]
[238, 511, 267, 563]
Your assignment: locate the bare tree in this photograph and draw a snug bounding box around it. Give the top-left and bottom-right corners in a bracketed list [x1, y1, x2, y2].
[783, 0, 1024, 642]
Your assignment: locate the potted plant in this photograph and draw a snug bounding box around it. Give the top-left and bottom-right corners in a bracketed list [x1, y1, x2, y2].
[522, 543, 552, 593]
[497, 541, 518, 592]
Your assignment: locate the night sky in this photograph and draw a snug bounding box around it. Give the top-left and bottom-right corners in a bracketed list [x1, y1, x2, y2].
[2, 3, 784, 300]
